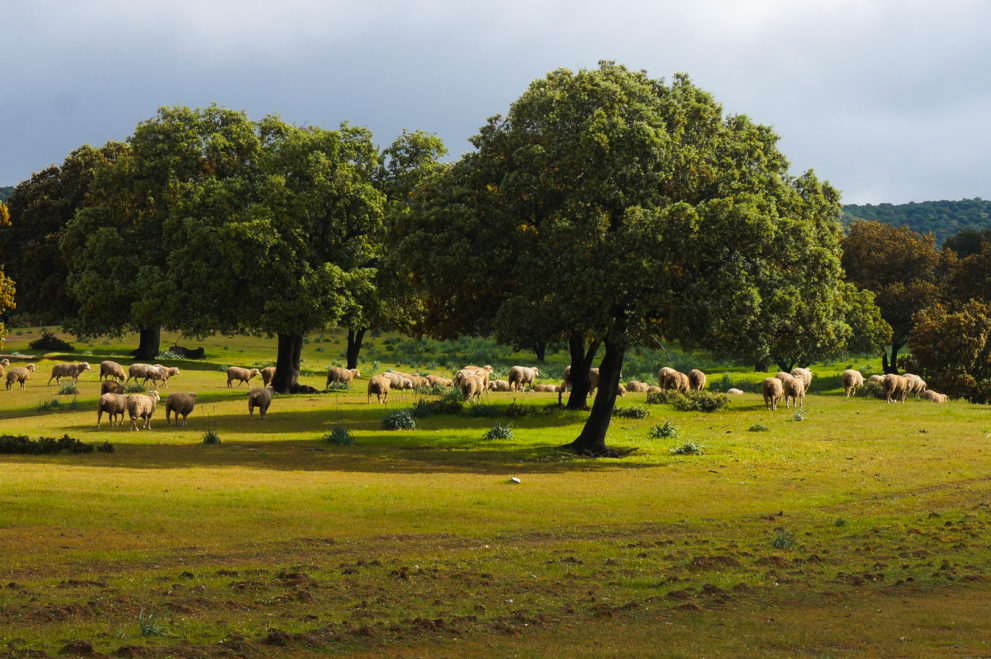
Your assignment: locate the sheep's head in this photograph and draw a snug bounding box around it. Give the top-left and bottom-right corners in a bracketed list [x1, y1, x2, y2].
[148, 390, 160, 401]
[26, 364, 36, 372]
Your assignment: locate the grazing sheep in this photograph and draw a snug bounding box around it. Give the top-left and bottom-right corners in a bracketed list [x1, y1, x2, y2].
[840, 369, 865, 397]
[126, 390, 160, 431]
[790, 368, 813, 391]
[532, 383, 561, 392]
[5, 364, 35, 390]
[921, 390, 948, 403]
[101, 380, 126, 395]
[782, 376, 805, 409]
[488, 379, 512, 392]
[260, 366, 276, 387]
[626, 381, 649, 392]
[617, 384, 627, 397]
[646, 385, 662, 395]
[408, 374, 429, 389]
[226, 366, 260, 388]
[326, 366, 360, 388]
[882, 374, 910, 404]
[153, 365, 180, 388]
[426, 374, 453, 388]
[687, 369, 706, 391]
[0, 359, 8, 382]
[247, 386, 274, 419]
[125, 363, 161, 386]
[507, 366, 540, 392]
[459, 373, 484, 403]
[456, 366, 493, 393]
[382, 371, 415, 390]
[904, 373, 927, 397]
[868, 374, 885, 383]
[97, 393, 128, 428]
[662, 370, 690, 393]
[47, 361, 91, 386]
[165, 393, 198, 426]
[366, 375, 391, 404]
[761, 377, 784, 410]
[726, 388, 745, 395]
[100, 360, 126, 382]
[775, 371, 793, 383]
[658, 366, 677, 389]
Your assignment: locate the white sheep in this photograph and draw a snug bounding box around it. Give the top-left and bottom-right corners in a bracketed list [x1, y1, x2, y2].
[125, 363, 160, 386]
[326, 366, 360, 388]
[247, 386, 274, 418]
[5, 364, 35, 390]
[840, 369, 865, 397]
[459, 373, 484, 403]
[153, 365, 180, 388]
[868, 374, 885, 384]
[790, 368, 813, 392]
[226, 366, 259, 388]
[782, 376, 805, 408]
[100, 360, 126, 382]
[883, 374, 910, 404]
[662, 370, 690, 392]
[532, 383, 563, 392]
[165, 393, 198, 426]
[920, 390, 948, 403]
[687, 369, 706, 391]
[97, 393, 128, 428]
[426, 374, 453, 388]
[382, 371, 415, 390]
[126, 390, 160, 431]
[761, 377, 784, 410]
[904, 373, 927, 397]
[507, 366, 539, 392]
[366, 375, 391, 404]
[260, 366, 276, 387]
[657, 366, 677, 389]
[626, 381, 649, 392]
[488, 379, 512, 392]
[726, 388, 745, 395]
[47, 362, 91, 386]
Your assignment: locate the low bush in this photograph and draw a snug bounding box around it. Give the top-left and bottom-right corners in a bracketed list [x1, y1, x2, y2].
[58, 382, 78, 396]
[202, 431, 221, 445]
[483, 423, 515, 441]
[382, 409, 416, 430]
[325, 381, 351, 392]
[323, 425, 354, 446]
[28, 330, 73, 352]
[411, 389, 464, 417]
[748, 423, 769, 432]
[0, 434, 112, 455]
[37, 397, 78, 413]
[613, 406, 649, 419]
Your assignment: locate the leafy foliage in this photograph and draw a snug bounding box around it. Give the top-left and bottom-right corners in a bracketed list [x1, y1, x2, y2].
[482, 423, 515, 441]
[842, 198, 991, 246]
[647, 390, 728, 412]
[202, 431, 221, 445]
[909, 300, 991, 402]
[613, 406, 649, 419]
[381, 409, 416, 430]
[0, 434, 111, 454]
[323, 425, 354, 446]
[28, 330, 73, 352]
[648, 420, 678, 439]
[669, 442, 703, 455]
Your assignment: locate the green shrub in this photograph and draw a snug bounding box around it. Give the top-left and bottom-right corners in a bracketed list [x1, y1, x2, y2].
[156, 350, 182, 360]
[37, 397, 78, 412]
[202, 430, 221, 445]
[58, 382, 78, 396]
[28, 330, 73, 352]
[673, 391, 728, 412]
[382, 409, 416, 430]
[648, 420, 678, 439]
[326, 381, 351, 392]
[613, 406, 649, 419]
[411, 390, 463, 417]
[646, 390, 681, 406]
[483, 423, 515, 441]
[669, 442, 703, 455]
[0, 434, 106, 455]
[748, 423, 769, 432]
[864, 380, 886, 399]
[124, 383, 146, 394]
[323, 425, 354, 446]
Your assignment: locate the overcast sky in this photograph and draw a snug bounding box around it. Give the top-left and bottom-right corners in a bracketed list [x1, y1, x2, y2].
[3, 1, 990, 205]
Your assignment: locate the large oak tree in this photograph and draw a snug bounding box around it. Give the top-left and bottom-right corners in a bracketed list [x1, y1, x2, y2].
[400, 62, 850, 454]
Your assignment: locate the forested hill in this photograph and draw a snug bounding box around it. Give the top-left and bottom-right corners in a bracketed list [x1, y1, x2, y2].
[841, 198, 991, 245]
[0, 186, 13, 203]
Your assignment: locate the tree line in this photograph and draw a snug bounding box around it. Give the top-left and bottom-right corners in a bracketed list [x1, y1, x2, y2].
[1, 61, 983, 452]
[841, 198, 991, 246]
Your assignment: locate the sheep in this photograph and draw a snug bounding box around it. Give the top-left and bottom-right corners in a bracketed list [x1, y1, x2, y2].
[165, 393, 198, 426]
[658, 366, 677, 389]
[101, 380, 126, 395]
[226, 366, 260, 388]
[761, 377, 784, 410]
[782, 376, 805, 409]
[617, 384, 627, 397]
[247, 386, 274, 419]
[558, 365, 601, 404]
[125, 363, 161, 386]
[326, 366, 360, 388]
[366, 375, 391, 404]
[726, 388, 745, 395]
[662, 370, 690, 393]
[507, 366, 540, 392]
[921, 390, 948, 403]
[626, 381, 649, 392]
[775, 371, 793, 383]
[5, 364, 35, 390]
[840, 369, 865, 397]
[457, 365, 492, 392]
[97, 393, 128, 428]
[260, 366, 276, 387]
[868, 374, 885, 383]
[646, 385, 662, 395]
[408, 374, 429, 389]
[153, 365, 180, 388]
[882, 374, 910, 404]
[687, 369, 706, 391]
[0, 359, 8, 381]
[790, 368, 813, 392]
[459, 373, 484, 403]
[488, 379, 512, 392]
[904, 373, 927, 397]
[426, 374, 453, 388]
[126, 390, 160, 431]
[382, 371, 415, 390]
[532, 383, 563, 392]
[100, 360, 126, 382]
[47, 361, 91, 386]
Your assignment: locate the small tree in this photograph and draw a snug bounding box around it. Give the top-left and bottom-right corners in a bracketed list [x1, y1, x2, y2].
[909, 300, 991, 402]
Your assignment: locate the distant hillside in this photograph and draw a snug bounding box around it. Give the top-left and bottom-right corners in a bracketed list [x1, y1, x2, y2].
[0, 186, 12, 203]
[841, 198, 991, 245]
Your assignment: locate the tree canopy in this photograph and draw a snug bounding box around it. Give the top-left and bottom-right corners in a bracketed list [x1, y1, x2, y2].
[0, 200, 13, 348]
[400, 62, 853, 453]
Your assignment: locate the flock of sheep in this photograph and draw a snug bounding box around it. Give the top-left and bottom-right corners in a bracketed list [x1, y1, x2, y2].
[0, 354, 952, 432]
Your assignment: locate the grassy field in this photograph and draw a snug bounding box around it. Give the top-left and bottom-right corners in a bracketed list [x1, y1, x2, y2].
[1, 329, 989, 656]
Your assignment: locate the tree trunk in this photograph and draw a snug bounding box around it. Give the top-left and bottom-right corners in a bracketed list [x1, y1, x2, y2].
[134, 326, 161, 360]
[563, 334, 597, 409]
[754, 355, 771, 372]
[567, 338, 625, 456]
[883, 343, 902, 374]
[534, 342, 546, 363]
[346, 328, 366, 370]
[272, 333, 303, 394]
[775, 358, 794, 373]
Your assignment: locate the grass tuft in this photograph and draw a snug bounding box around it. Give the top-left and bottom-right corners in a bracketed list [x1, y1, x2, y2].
[483, 423, 515, 441]
[669, 442, 703, 455]
[323, 424, 354, 446]
[648, 420, 678, 439]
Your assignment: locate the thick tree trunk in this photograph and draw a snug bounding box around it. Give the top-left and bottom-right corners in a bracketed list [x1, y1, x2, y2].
[563, 334, 598, 409]
[534, 342, 546, 364]
[346, 328, 366, 370]
[775, 358, 794, 373]
[272, 333, 303, 394]
[883, 343, 902, 374]
[754, 355, 772, 372]
[567, 338, 625, 456]
[134, 326, 161, 360]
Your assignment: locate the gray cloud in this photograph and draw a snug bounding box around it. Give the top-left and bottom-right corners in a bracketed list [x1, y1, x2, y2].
[4, 0, 990, 204]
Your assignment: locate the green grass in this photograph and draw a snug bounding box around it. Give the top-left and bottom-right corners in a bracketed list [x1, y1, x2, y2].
[0, 328, 985, 655]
